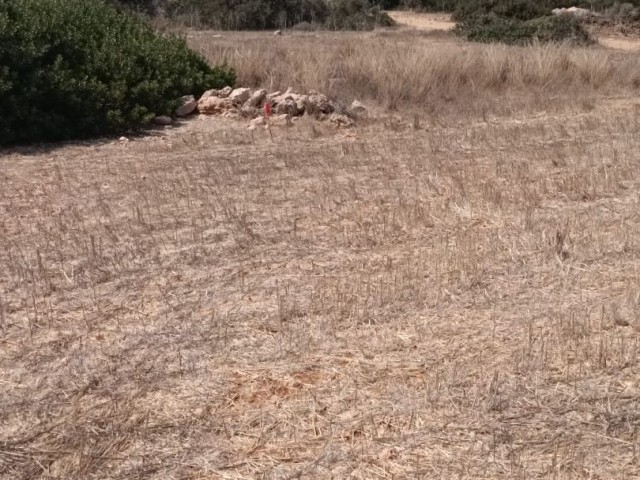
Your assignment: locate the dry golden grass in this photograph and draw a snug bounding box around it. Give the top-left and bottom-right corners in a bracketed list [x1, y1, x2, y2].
[189, 29, 640, 117]
[2, 30, 640, 480]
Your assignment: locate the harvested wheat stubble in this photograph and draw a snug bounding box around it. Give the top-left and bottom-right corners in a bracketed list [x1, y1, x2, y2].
[1, 94, 640, 478]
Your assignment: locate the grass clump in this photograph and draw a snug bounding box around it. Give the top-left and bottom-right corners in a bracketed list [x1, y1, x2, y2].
[0, 0, 235, 145]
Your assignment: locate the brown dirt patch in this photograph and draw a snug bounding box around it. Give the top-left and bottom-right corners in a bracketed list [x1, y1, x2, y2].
[387, 11, 455, 31]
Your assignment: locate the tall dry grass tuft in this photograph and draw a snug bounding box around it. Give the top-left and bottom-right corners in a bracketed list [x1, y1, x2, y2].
[189, 30, 640, 114]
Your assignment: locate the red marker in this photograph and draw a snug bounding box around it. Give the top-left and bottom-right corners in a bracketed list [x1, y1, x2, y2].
[263, 101, 271, 118]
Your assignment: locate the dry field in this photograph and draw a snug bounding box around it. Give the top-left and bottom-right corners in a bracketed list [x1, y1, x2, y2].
[3, 23, 640, 480]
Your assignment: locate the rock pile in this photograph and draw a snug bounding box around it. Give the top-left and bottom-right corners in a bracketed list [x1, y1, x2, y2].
[551, 6, 597, 17]
[160, 87, 367, 128]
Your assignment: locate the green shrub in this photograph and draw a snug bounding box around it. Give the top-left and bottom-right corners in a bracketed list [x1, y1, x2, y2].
[454, 13, 534, 43]
[453, 0, 550, 22]
[608, 2, 640, 23]
[526, 14, 593, 44]
[455, 12, 593, 45]
[326, 0, 394, 30]
[0, 0, 235, 145]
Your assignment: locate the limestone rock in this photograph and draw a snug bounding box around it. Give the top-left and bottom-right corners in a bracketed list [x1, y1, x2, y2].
[346, 100, 367, 118]
[250, 116, 266, 127]
[552, 6, 593, 17]
[244, 89, 267, 108]
[200, 89, 217, 101]
[218, 86, 233, 98]
[229, 87, 251, 105]
[240, 105, 259, 118]
[175, 95, 197, 117]
[198, 96, 234, 115]
[154, 115, 172, 125]
[270, 88, 307, 116]
[328, 113, 354, 128]
[271, 113, 293, 127]
[306, 91, 334, 116]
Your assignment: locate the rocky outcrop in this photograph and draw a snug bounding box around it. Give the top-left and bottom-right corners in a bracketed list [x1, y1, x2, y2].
[552, 6, 595, 17]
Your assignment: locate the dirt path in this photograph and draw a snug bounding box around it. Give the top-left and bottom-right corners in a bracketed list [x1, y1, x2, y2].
[598, 35, 640, 51]
[387, 10, 640, 52]
[387, 10, 455, 31]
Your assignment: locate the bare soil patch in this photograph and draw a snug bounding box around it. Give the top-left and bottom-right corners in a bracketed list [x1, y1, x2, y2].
[599, 35, 640, 51]
[386, 11, 455, 31]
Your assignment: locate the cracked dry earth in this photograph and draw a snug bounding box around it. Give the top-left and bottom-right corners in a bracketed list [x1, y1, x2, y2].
[2, 102, 640, 479]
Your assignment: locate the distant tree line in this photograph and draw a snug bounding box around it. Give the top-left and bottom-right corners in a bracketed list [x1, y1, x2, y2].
[112, 0, 393, 30]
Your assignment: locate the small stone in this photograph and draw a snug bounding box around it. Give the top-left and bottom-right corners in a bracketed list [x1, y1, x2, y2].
[154, 115, 173, 125]
[378, 447, 398, 460]
[347, 100, 367, 118]
[328, 113, 354, 128]
[271, 113, 293, 127]
[175, 95, 197, 117]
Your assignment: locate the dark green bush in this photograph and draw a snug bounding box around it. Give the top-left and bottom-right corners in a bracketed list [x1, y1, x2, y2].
[454, 13, 534, 43]
[0, 0, 235, 145]
[109, 0, 158, 13]
[526, 14, 593, 43]
[453, 0, 550, 22]
[608, 2, 640, 23]
[326, 0, 394, 30]
[455, 12, 593, 45]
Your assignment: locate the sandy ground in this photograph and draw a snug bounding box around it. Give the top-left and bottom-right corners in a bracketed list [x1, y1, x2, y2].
[386, 11, 455, 31]
[599, 36, 640, 51]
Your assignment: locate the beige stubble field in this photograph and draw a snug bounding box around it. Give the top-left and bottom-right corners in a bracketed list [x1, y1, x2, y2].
[2, 17, 640, 480]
